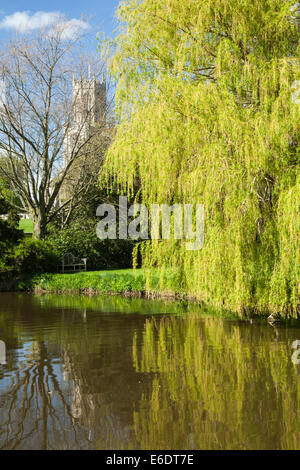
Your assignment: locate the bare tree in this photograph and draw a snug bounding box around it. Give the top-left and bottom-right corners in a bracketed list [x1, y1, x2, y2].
[0, 22, 111, 238]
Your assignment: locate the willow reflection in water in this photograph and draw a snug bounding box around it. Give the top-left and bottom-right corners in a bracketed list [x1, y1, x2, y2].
[0, 293, 300, 450]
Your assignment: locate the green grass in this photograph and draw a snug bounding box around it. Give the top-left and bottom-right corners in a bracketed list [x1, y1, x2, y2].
[29, 268, 148, 294]
[19, 219, 34, 234]
[17, 268, 190, 298]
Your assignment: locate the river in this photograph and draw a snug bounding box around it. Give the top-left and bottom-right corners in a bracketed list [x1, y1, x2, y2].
[0, 292, 299, 450]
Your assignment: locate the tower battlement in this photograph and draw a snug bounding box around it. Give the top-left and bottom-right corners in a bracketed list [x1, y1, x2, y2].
[71, 75, 106, 127]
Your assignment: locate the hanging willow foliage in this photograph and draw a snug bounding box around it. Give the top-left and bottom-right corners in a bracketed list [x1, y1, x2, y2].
[100, 0, 300, 317]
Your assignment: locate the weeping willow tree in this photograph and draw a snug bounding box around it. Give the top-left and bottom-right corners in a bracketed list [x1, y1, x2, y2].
[101, 0, 300, 317]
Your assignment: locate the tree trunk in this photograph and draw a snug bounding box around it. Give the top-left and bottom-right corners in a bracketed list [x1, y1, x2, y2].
[33, 213, 47, 240]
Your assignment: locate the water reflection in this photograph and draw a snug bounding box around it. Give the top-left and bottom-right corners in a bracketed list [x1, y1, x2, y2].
[0, 293, 300, 450]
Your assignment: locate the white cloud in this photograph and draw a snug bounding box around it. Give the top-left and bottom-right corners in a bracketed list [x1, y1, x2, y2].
[0, 11, 90, 38]
[50, 19, 91, 40]
[0, 11, 59, 32]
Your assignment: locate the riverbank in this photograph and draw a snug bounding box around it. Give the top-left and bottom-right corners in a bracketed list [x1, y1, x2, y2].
[0, 268, 296, 319]
[30, 269, 201, 302]
[0, 269, 143, 294]
[1, 268, 190, 300]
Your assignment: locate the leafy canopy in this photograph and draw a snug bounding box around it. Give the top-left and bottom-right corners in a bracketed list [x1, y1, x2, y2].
[101, 0, 300, 316]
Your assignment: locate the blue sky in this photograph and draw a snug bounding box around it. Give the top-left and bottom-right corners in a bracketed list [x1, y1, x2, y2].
[0, 1, 122, 48]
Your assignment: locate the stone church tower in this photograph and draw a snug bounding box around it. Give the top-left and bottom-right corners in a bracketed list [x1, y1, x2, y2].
[63, 74, 106, 165]
[58, 74, 106, 207]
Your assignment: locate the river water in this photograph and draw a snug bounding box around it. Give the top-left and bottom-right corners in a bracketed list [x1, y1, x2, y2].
[0, 292, 299, 450]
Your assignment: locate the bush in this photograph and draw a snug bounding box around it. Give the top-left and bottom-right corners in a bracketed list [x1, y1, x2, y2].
[10, 239, 60, 274]
[0, 222, 59, 280]
[48, 221, 137, 271]
[0, 218, 24, 247]
[0, 219, 24, 278]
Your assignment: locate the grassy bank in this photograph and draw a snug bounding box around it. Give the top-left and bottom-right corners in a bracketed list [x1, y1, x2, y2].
[9, 268, 198, 301]
[0, 268, 294, 319]
[28, 269, 148, 295]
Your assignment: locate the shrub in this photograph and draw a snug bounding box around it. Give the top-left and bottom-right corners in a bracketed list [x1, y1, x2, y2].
[10, 239, 60, 274]
[0, 218, 24, 247]
[48, 221, 136, 271]
[0, 219, 24, 278]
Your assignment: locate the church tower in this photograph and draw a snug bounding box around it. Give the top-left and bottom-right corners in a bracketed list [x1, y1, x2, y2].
[63, 74, 106, 165]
